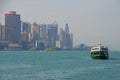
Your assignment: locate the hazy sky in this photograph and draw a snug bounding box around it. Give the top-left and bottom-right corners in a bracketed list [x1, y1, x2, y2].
[0, 0, 120, 50]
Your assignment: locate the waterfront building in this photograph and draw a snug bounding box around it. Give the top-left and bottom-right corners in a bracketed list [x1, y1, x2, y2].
[21, 22, 31, 48]
[0, 41, 10, 50]
[65, 24, 69, 34]
[21, 21, 31, 33]
[21, 31, 28, 49]
[59, 28, 64, 48]
[39, 24, 47, 40]
[21, 22, 31, 41]
[70, 33, 73, 48]
[47, 23, 58, 48]
[0, 24, 5, 41]
[59, 24, 73, 50]
[56, 40, 61, 48]
[38, 24, 49, 48]
[0, 24, 3, 40]
[5, 11, 21, 42]
[35, 41, 45, 50]
[21, 31, 28, 41]
[0, 24, 2, 40]
[31, 22, 40, 42]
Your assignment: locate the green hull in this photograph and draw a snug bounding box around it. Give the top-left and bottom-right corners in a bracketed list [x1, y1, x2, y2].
[91, 55, 108, 59]
[91, 51, 109, 59]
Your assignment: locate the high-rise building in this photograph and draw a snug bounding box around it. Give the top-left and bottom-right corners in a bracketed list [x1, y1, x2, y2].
[21, 22, 31, 33]
[40, 24, 47, 40]
[59, 24, 73, 49]
[39, 24, 49, 47]
[5, 11, 21, 42]
[70, 33, 73, 48]
[47, 23, 58, 48]
[21, 22, 31, 42]
[65, 24, 69, 34]
[59, 28, 65, 49]
[0, 24, 3, 40]
[31, 22, 40, 42]
[0, 23, 5, 41]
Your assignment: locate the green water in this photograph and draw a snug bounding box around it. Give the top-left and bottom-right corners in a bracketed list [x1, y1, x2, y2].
[0, 51, 120, 80]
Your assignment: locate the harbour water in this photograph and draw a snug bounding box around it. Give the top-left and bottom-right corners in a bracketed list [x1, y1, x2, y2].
[0, 51, 120, 80]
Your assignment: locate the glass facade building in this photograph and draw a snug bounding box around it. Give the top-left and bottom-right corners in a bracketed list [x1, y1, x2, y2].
[5, 11, 21, 42]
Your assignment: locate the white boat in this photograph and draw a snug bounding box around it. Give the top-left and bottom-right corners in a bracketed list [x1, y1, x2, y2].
[91, 44, 109, 59]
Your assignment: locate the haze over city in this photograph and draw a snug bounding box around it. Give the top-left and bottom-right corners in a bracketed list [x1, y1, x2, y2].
[0, 0, 120, 50]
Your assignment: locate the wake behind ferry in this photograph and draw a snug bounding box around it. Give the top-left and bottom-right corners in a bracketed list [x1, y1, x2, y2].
[91, 44, 109, 59]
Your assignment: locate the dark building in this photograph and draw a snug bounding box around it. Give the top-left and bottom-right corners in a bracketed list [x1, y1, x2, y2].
[21, 22, 31, 33]
[47, 23, 58, 48]
[21, 22, 31, 48]
[0, 41, 10, 50]
[59, 28, 64, 48]
[59, 24, 73, 50]
[31, 23, 40, 42]
[39, 24, 47, 40]
[0, 24, 3, 40]
[5, 11, 21, 42]
[36, 41, 45, 50]
[65, 24, 69, 34]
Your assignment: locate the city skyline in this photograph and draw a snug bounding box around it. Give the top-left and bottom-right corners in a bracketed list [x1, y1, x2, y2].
[0, 0, 120, 50]
[0, 11, 73, 50]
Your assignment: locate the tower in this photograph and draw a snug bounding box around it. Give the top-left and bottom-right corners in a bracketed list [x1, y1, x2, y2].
[5, 11, 21, 42]
[0, 24, 3, 40]
[65, 24, 69, 34]
[47, 23, 58, 48]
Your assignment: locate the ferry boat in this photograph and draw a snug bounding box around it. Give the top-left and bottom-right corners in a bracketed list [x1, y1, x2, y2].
[91, 44, 109, 59]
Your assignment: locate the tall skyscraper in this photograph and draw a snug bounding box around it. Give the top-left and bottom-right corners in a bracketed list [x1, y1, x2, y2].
[59, 28, 63, 48]
[30, 22, 40, 42]
[21, 22, 31, 41]
[65, 24, 69, 34]
[5, 11, 21, 42]
[47, 23, 58, 48]
[70, 33, 73, 48]
[59, 24, 73, 49]
[0, 24, 3, 40]
[40, 24, 47, 40]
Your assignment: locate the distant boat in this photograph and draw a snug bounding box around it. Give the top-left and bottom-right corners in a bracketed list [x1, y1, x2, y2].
[91, 44, 109, 59]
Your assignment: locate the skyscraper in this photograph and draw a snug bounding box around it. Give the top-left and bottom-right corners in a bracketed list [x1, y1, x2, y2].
[0, 24, 3, 40]
[65, 24, 69, 34]
[47, 23, 58, 48]
[59, 24, 73, 50]
[21, 22, 31, 41]
[31, 22, 40, 42]
[5, 11, 21, 42]
[70, 33, 73, 48]
[21, 22, 31, 33]
[40, 24, 47, 40]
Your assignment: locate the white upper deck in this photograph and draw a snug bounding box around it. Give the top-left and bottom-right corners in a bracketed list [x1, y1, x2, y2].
[91, 44, 108, 52]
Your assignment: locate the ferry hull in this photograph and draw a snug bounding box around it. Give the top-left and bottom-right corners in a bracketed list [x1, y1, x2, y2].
[91, 51, 109, 59]
[91, 55, 108, 59]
